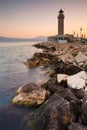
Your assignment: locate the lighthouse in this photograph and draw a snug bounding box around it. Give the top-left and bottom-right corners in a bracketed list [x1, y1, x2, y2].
[57, 9, 65, 35]
[48, 9, 73, 43]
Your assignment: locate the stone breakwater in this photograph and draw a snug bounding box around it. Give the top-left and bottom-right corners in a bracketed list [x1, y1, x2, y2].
[12, 42, 87, 130]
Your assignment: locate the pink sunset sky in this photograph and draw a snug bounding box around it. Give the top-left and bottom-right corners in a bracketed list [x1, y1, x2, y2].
[0, 0, 87, 38]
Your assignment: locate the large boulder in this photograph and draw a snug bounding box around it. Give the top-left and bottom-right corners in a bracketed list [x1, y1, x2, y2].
[67, 71, 87, 90]
[12, 83, 47, 107]
[23, 93, 75, 130]
[55, 88, 80, 116]
[37, 94, 75, 130]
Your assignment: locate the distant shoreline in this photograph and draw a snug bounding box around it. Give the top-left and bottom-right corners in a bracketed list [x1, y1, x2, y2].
[0, 36, 47, 43]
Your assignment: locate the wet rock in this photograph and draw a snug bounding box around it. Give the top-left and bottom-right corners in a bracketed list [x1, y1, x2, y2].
[24, 93, 75, 130]
[36, 94, 75, 130]
[68, 122, 87, 130]
[12, 83, 47, 107]
[27, 59, 39, 68]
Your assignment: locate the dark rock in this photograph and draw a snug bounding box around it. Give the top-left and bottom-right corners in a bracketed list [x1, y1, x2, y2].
[36, 93, 75, 130]
[54, 62, 67, 74]
[24, 93, 75, 130]
[48, 70, 56, 77]
[74, 89, 85, 99]
[57, 88, 77, 102]
[82, 91, 87, 125]
[65, 64, 83, 75]
[42, 78, 59, 94]
[54, 63, 83, 76]
[42, 79, 81, 122]
[17, 83, 41, 93]
[50, 56, 58, 65]
[56, 88, 81, 118]
[68, 122, 87, 130]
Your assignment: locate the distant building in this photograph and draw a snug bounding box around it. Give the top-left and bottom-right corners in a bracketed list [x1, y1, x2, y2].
[48, 9, 74, 43]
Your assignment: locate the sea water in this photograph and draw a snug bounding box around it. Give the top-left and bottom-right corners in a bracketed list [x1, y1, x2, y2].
[0, 42, 48, 106]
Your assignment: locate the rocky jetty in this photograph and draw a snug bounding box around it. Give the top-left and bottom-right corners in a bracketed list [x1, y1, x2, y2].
[12, 42, 87, 130]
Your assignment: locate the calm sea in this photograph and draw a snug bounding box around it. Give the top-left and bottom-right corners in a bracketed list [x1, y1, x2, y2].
[0, 42, 48, 106]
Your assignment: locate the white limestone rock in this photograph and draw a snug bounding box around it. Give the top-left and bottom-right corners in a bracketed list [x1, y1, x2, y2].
[75, 52, 87, 64]
[67, 71, 87, 90]
[57, 74, 69, 83]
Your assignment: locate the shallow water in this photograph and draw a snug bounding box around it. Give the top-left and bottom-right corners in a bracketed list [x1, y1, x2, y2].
[0, 42, 49, 106]
[0, 103, 35, 130]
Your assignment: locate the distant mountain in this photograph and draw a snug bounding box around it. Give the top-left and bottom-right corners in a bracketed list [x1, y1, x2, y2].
[0, 36, 47, 42]
[34, 36, 47, 41]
